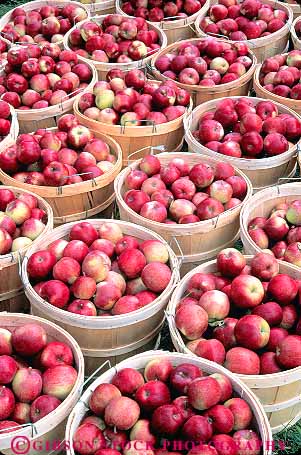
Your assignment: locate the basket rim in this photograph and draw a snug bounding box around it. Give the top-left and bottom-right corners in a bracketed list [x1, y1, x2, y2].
[239, 181, 301, 255]
[114, 151, 253, 232]
[167, 253, 301, 386]
[0, 185, 53, 264]
[63, 14, 168, 69]
[0, 312, 84, 445]
[21, 219, 180, 328]
[194, 0, 293, 45]
[65, 350, 273, 455]
[150, 37, 257, 92]
[73, 83, 193, 134]
[0, 128, 123, 195]
[254, 58, 301, 106]
[185, 95, 301, 168]
[115, 0, 210, 28]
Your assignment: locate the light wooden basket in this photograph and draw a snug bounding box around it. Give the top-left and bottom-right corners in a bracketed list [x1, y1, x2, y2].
[0, 129, 122, 226]
[291, 17, 301, 49]
[114, 151, 252, 269]
[253, 59, 301, 116]
[0, 186, 53, 313]
[150, 38, 257, 107]
[185, 96, 300, 192]
[0, 57, 97, 133]
[240, 182, 301, 258]
[63, 15, 167, 81]
[116, 0, 210, 44]
[21, 220, 180, 375]
[0, 312, 84, 455]
[73, 84, 192, 166]
[82, 0, 115, 15]
[285, 0, 301, 19]
[0, 0, 90, 48]
[65, 350, 272, 455]
[167, 256, 301, 434]
[195, 0, 293, 63]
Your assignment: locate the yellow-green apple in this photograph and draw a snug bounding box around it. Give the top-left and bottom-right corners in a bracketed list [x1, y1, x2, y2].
[82, 251, 110, 282]
[0, 329, 12, 356]
[5, 200, 31, 225]
[12, 368, 42, 403]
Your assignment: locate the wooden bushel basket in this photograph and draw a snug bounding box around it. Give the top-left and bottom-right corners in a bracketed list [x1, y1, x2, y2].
[150, 38, 257, 107]
[65, 351, 272, 455]
[195, 0, 293, 63]
[253, 58, 301, 116]
[21, 220, 180, 375]
[114, 151, 252, 268]
[0, 129, 122, 226]
[285, 0, 301, 20]
[0, 54, 97, 133]
[185, 96, 301, 192]
[83, 0, 115, 15]
[63, 16, 167, 81]
[0, 186, 53, 313]
[292, 17, 301, 49]
[167, 256, 301, 434]
[240, 182, 301, 258]
[0, 313, 84, 455]
[116, 0, 210, 44]
[0, 0, 90, 48]
[73, 84, 192, 167]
